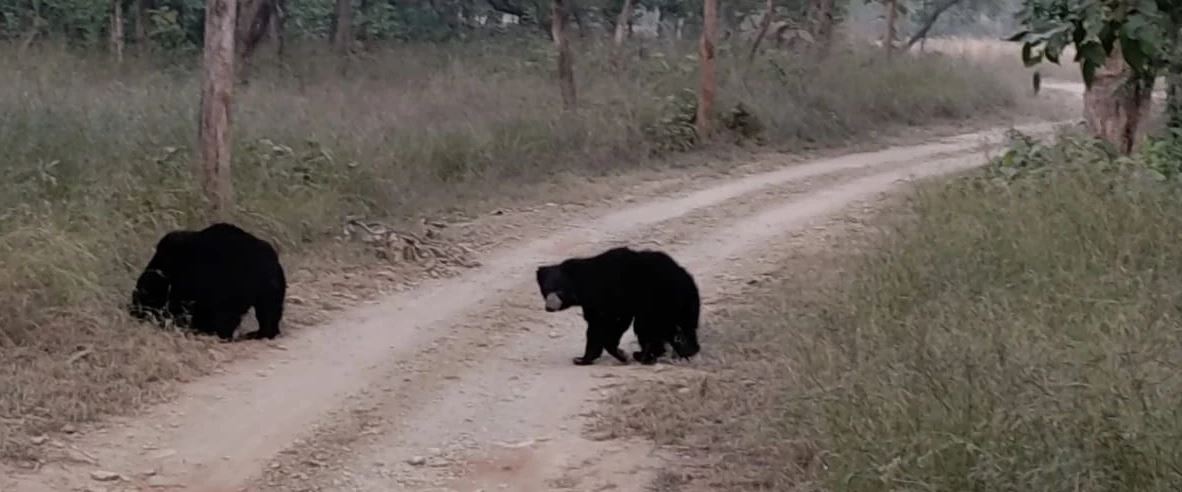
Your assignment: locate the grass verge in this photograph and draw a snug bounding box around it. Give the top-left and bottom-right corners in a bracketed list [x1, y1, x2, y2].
[599, 131, 1182, 491]
[0, 37, 1022, 461]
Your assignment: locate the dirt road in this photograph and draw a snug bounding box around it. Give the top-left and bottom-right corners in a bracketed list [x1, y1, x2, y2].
[3, 118, 1071, 492]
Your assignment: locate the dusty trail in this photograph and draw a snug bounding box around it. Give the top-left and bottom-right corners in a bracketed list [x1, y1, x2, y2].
[4, 118, 1068, 492]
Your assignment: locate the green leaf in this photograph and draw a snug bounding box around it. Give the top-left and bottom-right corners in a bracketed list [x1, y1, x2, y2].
[1076, 40, 1107, 66]
[1121, 34, 1150, 72]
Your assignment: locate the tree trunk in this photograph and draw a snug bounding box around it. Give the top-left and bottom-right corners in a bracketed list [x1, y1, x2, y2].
[134, 0, 148, 47]
[809, 0, 834, 58]
[883, 0, 897, 57]
[610, 0, 633, 67]
[333, 0, 353, 55]
[110, 0, 124, 63]
[904, 0, 962, 50]
[198, 0, 237, 218]
[613, 0, 633, 47]
[236, 0, 272, 68]
[696, 0, 717, 139]
[552, 0, 577, 110]
[747, 0, 773, 63]
[1166, 26, 1182, 131]
[1083, 44, 1153, 154]
[273, 0, 287, 58]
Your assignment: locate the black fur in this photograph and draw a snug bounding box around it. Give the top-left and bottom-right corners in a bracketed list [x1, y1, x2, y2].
[535, 246, 701, 365]
[129, 223, 287, 341]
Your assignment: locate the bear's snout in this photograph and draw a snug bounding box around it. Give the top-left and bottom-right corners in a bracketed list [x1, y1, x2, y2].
[544, 292, 563, 312]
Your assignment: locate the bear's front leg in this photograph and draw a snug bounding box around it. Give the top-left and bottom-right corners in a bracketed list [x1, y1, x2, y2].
[573, 329, 604, 365]
[572, 312, 609, 364]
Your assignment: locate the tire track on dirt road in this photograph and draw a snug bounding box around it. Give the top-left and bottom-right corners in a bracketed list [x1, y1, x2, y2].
[3, 120, 1063, 492]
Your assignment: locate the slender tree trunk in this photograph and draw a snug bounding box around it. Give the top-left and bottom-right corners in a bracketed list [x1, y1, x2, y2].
[883, 0, 897, 57]
[611, 0, 633, 67]
[236, 0, 272, 67]
[613, 0, 633, 46]
[1166, 26, 1182, 131]
[1083, 44, 1153, 154]
[110, 0, 124, 63]
[747, 0, 773, 63]
[333, 0, 353, 55]
[273, 0, 287, 58]
[696, 0, 718, 139]
[198, 0, 237, 218]
[809, 0, 834, 58]
[552, 0, 576, 110]
[134, 0, 148, 47]
[904, 0, 962, 50]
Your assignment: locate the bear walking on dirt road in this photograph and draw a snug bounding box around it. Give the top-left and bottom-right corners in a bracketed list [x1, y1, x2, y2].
[129, 222, 287, 341]
[535, 246, 701, 365]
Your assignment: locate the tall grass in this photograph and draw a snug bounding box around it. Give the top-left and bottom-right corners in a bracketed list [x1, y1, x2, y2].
[602, 133, 1182, 490]
[0, 37, 1017, 460]
[809, 135, 1182, 490]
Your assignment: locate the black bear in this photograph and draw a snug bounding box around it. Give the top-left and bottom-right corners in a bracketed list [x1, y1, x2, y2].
[535, 246, 701, 365]
[129, 223, 287, 341]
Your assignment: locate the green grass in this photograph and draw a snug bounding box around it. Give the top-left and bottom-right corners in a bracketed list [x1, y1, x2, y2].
[601, 132, 1182, 491]
[0, 36, 1018, 461]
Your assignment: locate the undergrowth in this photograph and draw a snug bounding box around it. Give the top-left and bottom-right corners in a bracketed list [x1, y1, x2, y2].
[602, 131, 1182, 491]
[0, 37, 1017, 461]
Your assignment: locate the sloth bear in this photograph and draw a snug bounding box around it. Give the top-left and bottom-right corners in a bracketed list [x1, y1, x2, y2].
[535, 246, 701, 365]
[129, 223, 287, 341]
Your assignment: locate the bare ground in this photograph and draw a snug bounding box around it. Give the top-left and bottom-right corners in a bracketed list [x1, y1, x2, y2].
[1, 88, 1082, 492]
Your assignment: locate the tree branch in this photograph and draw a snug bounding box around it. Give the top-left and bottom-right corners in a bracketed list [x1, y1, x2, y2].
[904, 0, 963, 50]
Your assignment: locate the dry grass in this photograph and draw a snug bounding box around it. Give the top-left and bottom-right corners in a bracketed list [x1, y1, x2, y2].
[600, 134, 1182, 491]
[0, 37, 1020, 461]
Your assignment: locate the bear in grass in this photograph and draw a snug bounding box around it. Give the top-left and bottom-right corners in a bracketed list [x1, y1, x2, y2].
[129, 222, 287, 341]
[535, 246, 701, 365]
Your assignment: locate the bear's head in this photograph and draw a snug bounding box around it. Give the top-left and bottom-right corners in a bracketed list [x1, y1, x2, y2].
[535, 264, 576, 312]
[129, 268, 169, 320]
[128, 229, 194, 320]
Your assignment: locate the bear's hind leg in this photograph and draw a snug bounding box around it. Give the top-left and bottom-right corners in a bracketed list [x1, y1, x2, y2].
[244, 291, 284, 340]
[631, 315, 668, 365]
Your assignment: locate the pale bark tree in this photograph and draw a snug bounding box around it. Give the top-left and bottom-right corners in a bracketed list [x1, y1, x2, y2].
[611, 0, 634, 65]
[613, 0, 634, 47]
[883, 0, 897, 56]
[333, 0, 353, 55]
[696, 0, 718, 138]
[110, 0, 124, 63]
[809, 0, 835, 57]
[552, 0, 577, 110]
[134, 0, 148, 48]
[747, 0, 774, 63]
[198, 0, 238, 218]
[1082, 43, 1153, 154]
